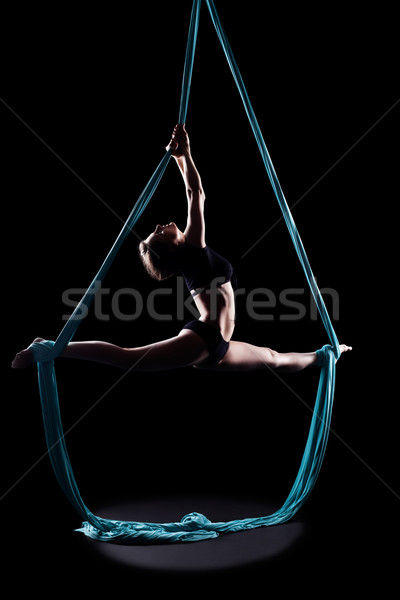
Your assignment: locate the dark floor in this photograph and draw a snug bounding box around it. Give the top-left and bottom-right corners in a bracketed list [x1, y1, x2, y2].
[3, 408, 398, 595]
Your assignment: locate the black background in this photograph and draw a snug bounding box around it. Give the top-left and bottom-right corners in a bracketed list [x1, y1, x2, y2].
[3, 0, 399, 593]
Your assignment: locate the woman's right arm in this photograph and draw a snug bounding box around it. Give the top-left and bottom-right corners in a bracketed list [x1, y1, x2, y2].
[167, 124, 206, 247]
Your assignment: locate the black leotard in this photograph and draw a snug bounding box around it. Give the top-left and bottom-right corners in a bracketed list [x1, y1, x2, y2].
[180, 243, 234, 365]
[180, 243, 234, 292]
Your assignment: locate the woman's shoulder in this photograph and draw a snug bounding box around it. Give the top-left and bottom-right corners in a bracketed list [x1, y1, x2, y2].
[182, 241, 208, 261]
[184, 241, 207, 251]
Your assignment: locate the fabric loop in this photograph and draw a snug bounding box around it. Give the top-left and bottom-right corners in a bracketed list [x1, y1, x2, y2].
[29, 340, 57, 363]
[316, 344, 336, 367]
[30, 0, 341, 545]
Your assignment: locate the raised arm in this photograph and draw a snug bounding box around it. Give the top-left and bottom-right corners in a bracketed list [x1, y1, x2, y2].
[167, 124, 206, 248]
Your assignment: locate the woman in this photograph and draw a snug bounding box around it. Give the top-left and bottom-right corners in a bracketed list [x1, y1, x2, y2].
[12, 124, 351, 371]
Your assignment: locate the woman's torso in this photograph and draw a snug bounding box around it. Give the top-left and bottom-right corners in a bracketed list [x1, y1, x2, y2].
[191, 282, 235, 341]
[181, 244, 236, 341]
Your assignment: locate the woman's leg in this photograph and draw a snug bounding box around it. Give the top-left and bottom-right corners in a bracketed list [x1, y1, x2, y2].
[12, 331, 209, 371]
[214, 341, 319, 373]
[215, 341, 351, 372]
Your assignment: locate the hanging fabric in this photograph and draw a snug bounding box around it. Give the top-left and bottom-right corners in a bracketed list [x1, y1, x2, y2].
[29, 0, 341, 543]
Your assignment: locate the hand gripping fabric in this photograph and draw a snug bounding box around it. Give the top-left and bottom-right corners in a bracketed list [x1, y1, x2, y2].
[31, 0, 341, 544]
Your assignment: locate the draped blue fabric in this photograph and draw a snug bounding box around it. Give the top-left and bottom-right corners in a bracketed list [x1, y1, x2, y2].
[30, 0, 341, 544]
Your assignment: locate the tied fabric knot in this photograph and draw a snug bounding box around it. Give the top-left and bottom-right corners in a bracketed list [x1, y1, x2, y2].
[29, 340, 58, 363]
[316, 344, 339, 367]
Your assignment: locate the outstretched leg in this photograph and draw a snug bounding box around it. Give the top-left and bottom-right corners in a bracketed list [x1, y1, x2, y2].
[12, 331, 209, 371]
[208, 340, 351, 372]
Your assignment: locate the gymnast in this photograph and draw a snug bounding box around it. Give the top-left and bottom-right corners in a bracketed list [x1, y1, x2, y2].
[12, 124, 351, 372]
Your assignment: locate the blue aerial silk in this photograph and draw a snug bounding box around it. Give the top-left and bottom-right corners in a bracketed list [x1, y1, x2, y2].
[29, 0, 341, 544]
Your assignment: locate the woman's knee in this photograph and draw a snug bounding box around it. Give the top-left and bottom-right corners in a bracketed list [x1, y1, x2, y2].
[262, 347, 281, 369]
[215, 342, 281, 371]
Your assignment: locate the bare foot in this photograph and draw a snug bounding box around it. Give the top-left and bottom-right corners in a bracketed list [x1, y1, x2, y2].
[11, 338, 45, 369]
[339, 344, 352, 355]
[337, 344, 352, 363]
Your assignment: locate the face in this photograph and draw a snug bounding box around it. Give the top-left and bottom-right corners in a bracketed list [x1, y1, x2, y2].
[145, 222, 185, 246]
